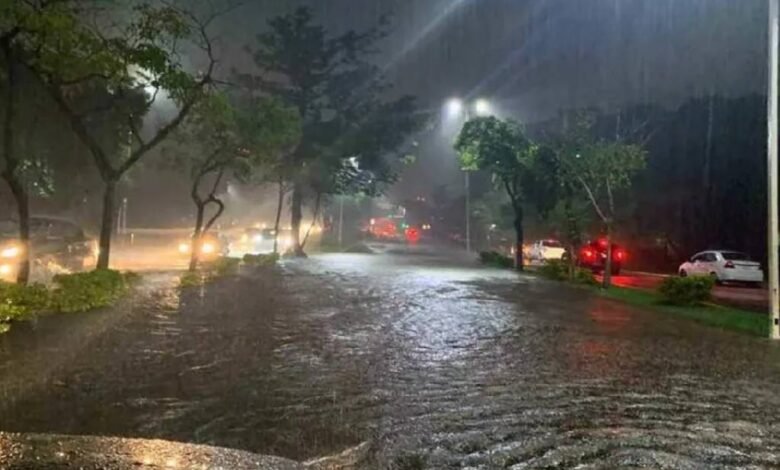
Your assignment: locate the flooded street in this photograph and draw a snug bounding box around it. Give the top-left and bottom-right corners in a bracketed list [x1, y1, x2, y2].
[3, 245, 780, 468]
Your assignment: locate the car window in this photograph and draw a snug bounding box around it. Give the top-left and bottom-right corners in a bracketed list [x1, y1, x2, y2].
[721, 251, 750, 261]
[542, 240, 562, 248]
[692, 253, 706, 262]
[704, 253, 718, 262]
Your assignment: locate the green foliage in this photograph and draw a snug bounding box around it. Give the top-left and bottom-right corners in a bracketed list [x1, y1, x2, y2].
[538, 260, 568, 281]
[50, 269, 136, 313]
[242, 253, 279, 267]
[538, 260, 597, 285]
[658, 276, 714, 306]
[455, 117, 534, 192]
[179, 271, 204, 288]
[479, 251, 513, 269]
[181, 257, 242, 288]
[0, 281, 49, 322]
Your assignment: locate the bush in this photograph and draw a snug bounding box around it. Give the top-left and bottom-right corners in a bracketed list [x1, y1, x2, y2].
[538, 259, 568, 280]
[573, 266, 598, 285]
[179, 271, 204, 288]
[479, 251, 513, 269]
[50, 269, 135, 313]
[205, 257, 241, 277]
[0, 281, 50, 322]
[658, 276, 714, 306]
[242, 252, 279, 267]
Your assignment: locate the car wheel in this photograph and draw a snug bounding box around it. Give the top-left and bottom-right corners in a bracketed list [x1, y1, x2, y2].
[679, 269, 687, 277]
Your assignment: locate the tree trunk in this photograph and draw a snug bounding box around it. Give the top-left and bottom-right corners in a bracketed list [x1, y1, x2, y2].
[602, 222, 613, 289]
[96, 179, 116, 270]
[513, 207, 524, 271]
[273, 178, 284, 254]
[290, 180, 305, 257]
[301, 192, 322, 249]
[0, 47, 30, 284]
[189, 202, 205, 272]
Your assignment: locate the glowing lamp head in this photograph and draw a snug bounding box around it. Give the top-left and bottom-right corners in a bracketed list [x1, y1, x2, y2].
[446, 98, 464, 118]
[201, 242, 215, 254]
[178, 242, 190, 254]
[474, 98, 491, 116]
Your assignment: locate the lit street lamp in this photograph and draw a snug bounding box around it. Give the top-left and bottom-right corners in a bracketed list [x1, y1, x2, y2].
[445, 97, 494, 253]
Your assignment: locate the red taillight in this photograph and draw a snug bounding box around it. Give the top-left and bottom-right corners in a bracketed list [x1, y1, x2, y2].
[582, 249, 594, 259]
[615, 250, 626, 261]
[598, 238, 608, 248]
[724, 261, 735, 269]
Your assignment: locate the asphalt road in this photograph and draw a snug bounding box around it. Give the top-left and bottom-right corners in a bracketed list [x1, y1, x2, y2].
[2, 245, 780, 468]
[613, 272, 769, 310]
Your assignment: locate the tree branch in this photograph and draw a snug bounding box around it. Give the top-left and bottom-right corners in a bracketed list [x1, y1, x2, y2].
[577, 176, 608, 223]
[606, 177, 615, 218]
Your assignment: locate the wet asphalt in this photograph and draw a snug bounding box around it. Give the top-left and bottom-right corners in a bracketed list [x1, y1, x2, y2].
[2, 244, 780, 468]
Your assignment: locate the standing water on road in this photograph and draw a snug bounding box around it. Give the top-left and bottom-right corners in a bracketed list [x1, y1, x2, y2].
[2, 246, 780, 468]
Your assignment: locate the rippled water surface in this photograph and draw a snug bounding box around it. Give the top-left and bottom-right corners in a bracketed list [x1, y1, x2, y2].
[2, 245, 780, 468]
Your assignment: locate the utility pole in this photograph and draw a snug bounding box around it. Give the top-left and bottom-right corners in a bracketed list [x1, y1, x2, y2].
[768, 0, 780, 339]
[465, 171, 471, 252]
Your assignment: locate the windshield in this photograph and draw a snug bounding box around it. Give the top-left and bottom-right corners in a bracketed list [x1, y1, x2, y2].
[2, 2, 779, 468]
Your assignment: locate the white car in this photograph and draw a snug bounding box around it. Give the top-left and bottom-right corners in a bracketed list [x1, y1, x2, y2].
[678, 250, 763, 285]
[530, 239, 565, 262]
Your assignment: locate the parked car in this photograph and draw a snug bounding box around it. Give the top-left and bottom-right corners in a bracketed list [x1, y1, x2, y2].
[678, 250, 763, 285]
[0, 216, 96, 281]
[577, 239, 626, 275]
[530, 239, 565, 262]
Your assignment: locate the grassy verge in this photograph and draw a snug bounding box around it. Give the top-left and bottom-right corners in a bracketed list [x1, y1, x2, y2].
[599, 285, 767, 337]
[179, 257, 242, 288]
[0, 269, 139, 334]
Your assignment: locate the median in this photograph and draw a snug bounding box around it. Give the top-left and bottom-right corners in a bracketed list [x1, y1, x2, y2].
[0, 269, 139, 334]
[505, 258, 767, 337]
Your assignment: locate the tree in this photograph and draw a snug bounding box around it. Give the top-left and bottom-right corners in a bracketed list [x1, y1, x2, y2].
[561, 140, 645, 287]
[5, 1, 223, 270]
[238, 7, 419, 256]
[455, 116, 535, 270]
[168, 93, 299, 270]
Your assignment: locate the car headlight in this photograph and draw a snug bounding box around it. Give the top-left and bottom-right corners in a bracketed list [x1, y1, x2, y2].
[0, 264, 12, 275]
[241, 234, 249, 243]
[178, 243, 190, 254]
[201, 242, 215, 254]
[253, 235, 263, 243]
[1, 245, 20, 259]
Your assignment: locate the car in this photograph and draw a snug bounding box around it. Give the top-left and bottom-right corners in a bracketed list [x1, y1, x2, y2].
[0, 216, 96, 281]
[577, 239, 626, 275]
[236, 227, 294, 254]
[678, 250, 763, 285]
[530, 239, 565, 262]
[177, 232, 230, 260]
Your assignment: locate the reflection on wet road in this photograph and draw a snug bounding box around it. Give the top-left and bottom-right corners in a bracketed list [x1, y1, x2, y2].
[2, 245, 780, 467]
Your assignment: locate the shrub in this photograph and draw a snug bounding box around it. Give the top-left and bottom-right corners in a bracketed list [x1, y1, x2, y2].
[479, 251, 513, 269]
[50, 269, 134, 313]
[538, 259, 568, 281]
[658, 276, 714, 306]
[242, 253, 279, 267]
[179, 271, 204, 288]
[0, 281, 50, 322]
[573, 266, 598, 285]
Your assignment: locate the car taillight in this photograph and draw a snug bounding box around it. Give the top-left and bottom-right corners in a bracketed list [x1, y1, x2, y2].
[582, 249, 594, 259]
[615, 249, 626, 261]
[724, 261, 735, 269]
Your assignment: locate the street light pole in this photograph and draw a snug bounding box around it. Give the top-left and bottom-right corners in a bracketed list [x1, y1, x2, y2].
[768, 0, 780, 339]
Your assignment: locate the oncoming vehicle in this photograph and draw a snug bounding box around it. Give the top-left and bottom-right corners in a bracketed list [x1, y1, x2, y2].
[0, 216, 96, 282]
[530, 239, 565, 262]
[577, 239, 626, 275]
[177, 232, 230, 260]
[678, 250, 763, 286]
[237, 227, 294, 254]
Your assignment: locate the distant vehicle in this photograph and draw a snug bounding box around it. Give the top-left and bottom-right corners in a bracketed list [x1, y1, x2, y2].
[0, 216, 96, 281]
[404, 226, 420, 244]
[236, 227, 293, 254]
[530, 239, 565, 262]
[577, 239, 626, 275]
[177, 232, 230, 260]
[678, 250, 763, 285]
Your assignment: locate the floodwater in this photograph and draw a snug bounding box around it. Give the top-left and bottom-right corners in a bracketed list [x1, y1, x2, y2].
[2, 245, 780, 468]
